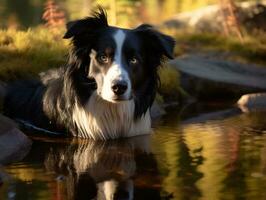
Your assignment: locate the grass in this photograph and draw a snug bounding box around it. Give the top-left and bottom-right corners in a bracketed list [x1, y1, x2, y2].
[173, 30, 266, 66]
[0, 28, 68, 81]
[158, 64, 180, 101]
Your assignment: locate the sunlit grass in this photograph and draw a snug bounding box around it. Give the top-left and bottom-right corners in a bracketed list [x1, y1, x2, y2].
[158, 64, 180, 101]
[173, 30, 266, 66]
[0, 27, 68, 81]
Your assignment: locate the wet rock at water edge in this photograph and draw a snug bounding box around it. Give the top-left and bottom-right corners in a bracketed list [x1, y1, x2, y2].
[0, 114, 32, 165]
[237, 93, 266, 112]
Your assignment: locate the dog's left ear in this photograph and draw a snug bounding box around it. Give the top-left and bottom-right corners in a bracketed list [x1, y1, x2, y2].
[135, 24, 175, 59]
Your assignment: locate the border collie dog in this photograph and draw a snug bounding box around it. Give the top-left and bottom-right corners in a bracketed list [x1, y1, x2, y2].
[4, 9, 175, 140]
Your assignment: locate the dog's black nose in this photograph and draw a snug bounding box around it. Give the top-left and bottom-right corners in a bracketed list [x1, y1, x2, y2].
[111, 81, 128, 95]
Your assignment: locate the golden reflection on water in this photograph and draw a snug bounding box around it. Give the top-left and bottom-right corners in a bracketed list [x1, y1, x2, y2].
[1, 110, 266, 199]
[183, 122, 239, 200]
[153, 111, 266, 200]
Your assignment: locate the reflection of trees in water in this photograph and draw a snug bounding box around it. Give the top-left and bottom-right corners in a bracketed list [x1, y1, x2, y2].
[183, 123, 237, 200]
[153, 127, 203, 200]
[155, 111, 266, 200]
[43, 136, 161, 200]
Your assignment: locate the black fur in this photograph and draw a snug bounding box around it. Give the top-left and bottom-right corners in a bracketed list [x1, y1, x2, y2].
[4, 8, 175, 138]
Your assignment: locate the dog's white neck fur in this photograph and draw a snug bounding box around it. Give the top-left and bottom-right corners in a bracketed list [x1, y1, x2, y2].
[72, 92, 151, 140]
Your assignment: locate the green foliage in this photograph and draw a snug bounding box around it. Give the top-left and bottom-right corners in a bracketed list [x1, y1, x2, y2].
[0, 27, 68, 81]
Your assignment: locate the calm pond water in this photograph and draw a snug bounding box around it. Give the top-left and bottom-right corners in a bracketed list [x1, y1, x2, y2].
[1, 103, 266, 200]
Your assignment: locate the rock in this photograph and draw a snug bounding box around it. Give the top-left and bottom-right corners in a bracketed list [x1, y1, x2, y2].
[169, 55, 266, 100]
[0, 168, 12, 186]
[0, 114, 32, 165]
[0, 81, 6, 110]
[151, 101, 166, 119]
[160, 5, 222, 32]
[160, 1, 266, 32]
[237, 93, 266, 112]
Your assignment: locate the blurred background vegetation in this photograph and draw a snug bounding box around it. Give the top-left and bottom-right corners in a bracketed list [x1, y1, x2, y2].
[0, 0, 265, 91]
[0, 0, 262, 28]
[0, 0, 178, 29]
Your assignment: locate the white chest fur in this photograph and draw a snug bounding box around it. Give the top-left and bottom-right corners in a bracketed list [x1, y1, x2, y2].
[72, 92, 151, 140]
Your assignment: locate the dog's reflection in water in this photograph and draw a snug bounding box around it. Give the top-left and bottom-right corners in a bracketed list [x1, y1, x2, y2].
[44, 135, 152, 200]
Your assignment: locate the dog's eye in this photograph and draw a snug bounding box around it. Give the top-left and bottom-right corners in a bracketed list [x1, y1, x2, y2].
[129, 57, 138, 65]
[98, 54, 109, 64]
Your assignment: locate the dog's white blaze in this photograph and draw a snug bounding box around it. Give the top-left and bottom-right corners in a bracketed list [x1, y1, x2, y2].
[101, 30, 131, 102]
[114, 29, 125, 64]
[72, 92, 151, 140]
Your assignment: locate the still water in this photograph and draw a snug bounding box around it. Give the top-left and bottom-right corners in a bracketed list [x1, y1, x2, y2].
[1, 104, 266, 200]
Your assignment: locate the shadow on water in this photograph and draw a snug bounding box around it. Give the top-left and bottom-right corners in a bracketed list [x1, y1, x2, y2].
[1, 104, 266, 200]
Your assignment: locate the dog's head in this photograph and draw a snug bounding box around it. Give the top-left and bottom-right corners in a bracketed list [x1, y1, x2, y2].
[64, 8, 175, 103]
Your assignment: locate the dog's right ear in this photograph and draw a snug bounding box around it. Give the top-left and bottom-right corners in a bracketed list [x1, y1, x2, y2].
[63, 7, 108, 39]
